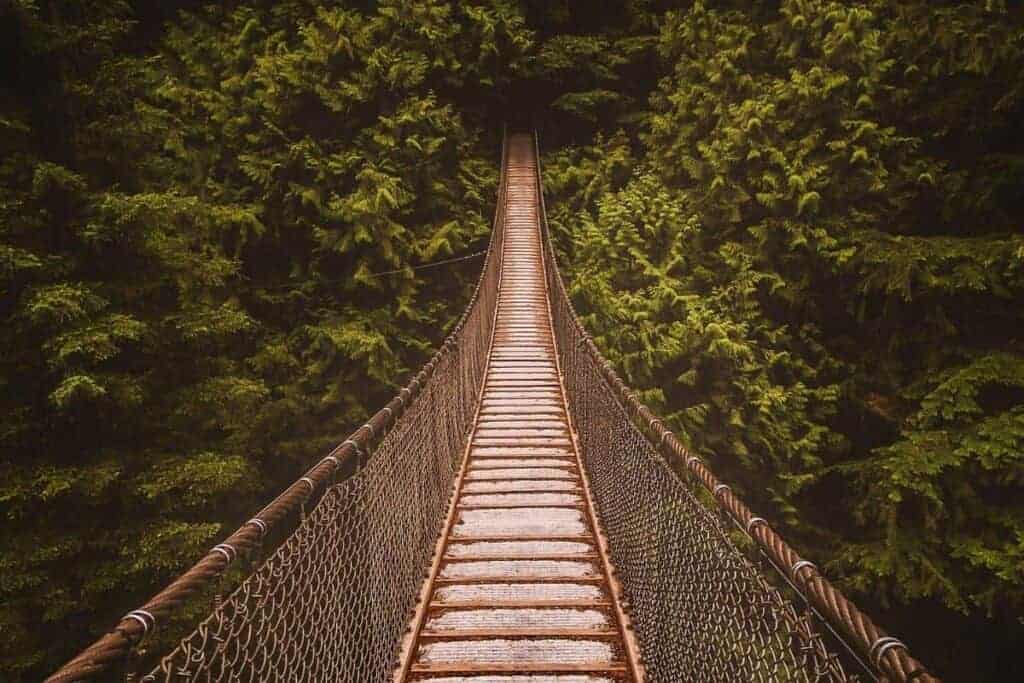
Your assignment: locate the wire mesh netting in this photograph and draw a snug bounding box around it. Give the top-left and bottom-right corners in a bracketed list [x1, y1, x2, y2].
[146, 351, 471, 680]
[124, 146, 510, 683]
[549, 305, 852, 681]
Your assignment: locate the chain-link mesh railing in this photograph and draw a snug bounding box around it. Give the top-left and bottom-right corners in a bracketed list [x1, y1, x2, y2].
[534, 133, 936, 683]
[143, 345, 475, 681]
[47, 135, 510, 683]
[555, 319, 851, 681]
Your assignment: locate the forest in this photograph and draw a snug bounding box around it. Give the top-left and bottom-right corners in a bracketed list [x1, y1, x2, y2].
[1, 1, 1022, 680]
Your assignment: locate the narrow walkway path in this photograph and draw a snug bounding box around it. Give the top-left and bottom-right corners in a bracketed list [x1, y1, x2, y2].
[395, 135, 643, 681]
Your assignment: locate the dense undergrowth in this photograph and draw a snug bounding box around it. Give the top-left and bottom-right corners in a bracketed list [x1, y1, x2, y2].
[1, 1, 1021, 680]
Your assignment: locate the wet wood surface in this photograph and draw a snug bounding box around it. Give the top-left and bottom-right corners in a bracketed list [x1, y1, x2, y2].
[394, 135, 643, 682]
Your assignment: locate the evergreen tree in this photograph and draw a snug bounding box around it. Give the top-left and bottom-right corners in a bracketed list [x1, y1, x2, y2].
[545, 2, 1024, 678]
[0, 1, 532, 677]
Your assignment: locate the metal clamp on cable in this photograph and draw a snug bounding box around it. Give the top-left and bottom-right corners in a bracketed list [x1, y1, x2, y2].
[211, 543, 236, 564]
[790, 560, 817, 582]
[247, 518, 268, 537]
[746, 517, 767, 534]
[869, 636, 907, 669]
[298, 477, 315, 494]
[713, 484, 731, 498]
[123, 609, 156, 638]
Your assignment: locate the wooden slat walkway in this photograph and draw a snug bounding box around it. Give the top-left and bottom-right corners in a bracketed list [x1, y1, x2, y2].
[394, 135, 644, 682]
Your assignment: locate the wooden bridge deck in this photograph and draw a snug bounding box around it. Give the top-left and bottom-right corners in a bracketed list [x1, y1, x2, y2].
[394, 134, 643, 682]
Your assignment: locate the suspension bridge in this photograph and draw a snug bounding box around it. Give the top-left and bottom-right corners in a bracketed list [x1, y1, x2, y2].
[48, 133, 936, 682]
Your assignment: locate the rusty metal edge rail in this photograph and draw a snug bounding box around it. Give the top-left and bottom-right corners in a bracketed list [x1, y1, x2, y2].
[46, 129, 511, 683]
[531, 131, 938, 683]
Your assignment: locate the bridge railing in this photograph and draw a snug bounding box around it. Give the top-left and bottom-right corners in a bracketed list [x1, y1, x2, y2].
[532, 132, 936, 683]
[47, 133, 511, 683]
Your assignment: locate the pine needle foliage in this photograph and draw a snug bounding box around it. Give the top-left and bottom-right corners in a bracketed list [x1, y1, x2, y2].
[544, 2, 1024, 678]
[0, 0, 530, 677]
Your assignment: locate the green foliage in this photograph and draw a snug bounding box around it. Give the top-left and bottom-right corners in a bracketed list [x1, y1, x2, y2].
[546, 139, 846, 527]
[545, 1, 1024, 677]
[0, 0, 528, 678]
[836, 354, 1024, 614]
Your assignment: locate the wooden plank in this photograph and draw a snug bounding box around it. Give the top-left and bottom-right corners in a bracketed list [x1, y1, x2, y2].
[418, 628, 620, 640]
[411, 663, 628, 674]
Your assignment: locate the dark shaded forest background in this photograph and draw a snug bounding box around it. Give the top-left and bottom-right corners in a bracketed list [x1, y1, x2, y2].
[1, 0, 1022, 680]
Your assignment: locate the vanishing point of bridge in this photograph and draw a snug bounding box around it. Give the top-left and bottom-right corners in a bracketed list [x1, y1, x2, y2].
[49, 134, 936, 682]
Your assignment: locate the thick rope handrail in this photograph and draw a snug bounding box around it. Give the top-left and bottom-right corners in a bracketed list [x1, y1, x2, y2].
[45, 130, 511, 683]
[531, 131, 937, 683]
